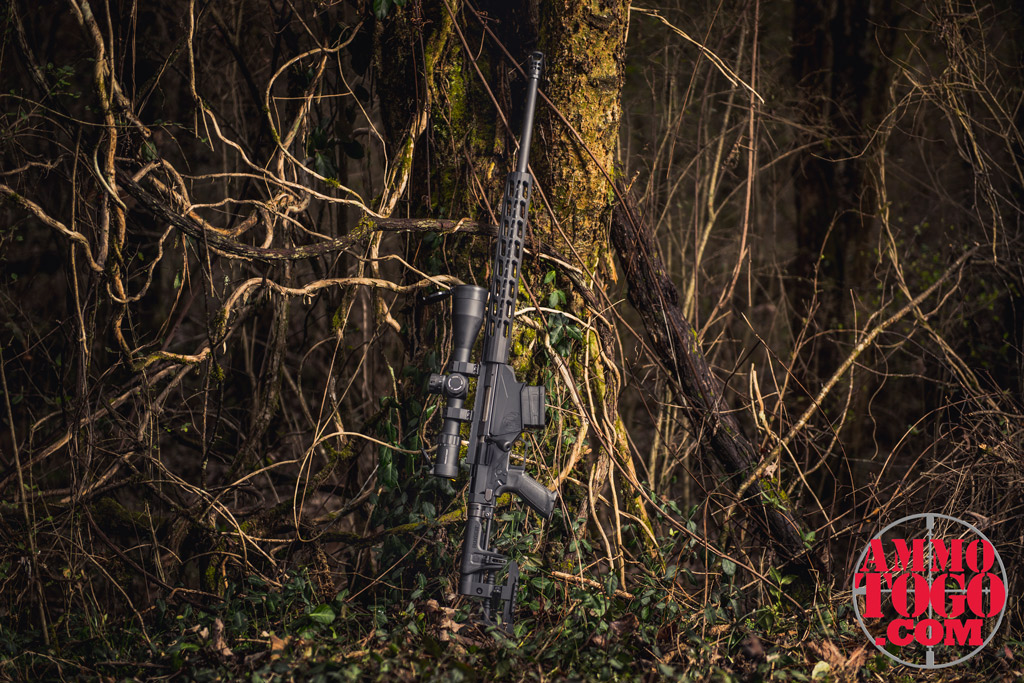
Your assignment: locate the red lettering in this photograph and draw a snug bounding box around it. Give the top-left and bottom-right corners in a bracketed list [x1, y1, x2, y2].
[915, 618, 944, 646]
[929, 539, 964, 573]
[891, 538, 926, 572]
[860, 539, 889, 573]
[944, 619, 983, 646]
[855, 525, 1005, 664]
[965, 540, 995, 573]
[967, 573, 1006, 617]
[892, 573, 930, 617]
[929, 573, 966, 618]
[887, 619, 915, 646]
[854, 571, 892, 618]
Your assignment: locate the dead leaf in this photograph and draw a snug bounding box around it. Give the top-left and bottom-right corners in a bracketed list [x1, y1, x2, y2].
[808, 640, 869, 673]
[845, 645, 868, 671]
[741, 634, 765, 661]
[269, 633, 291, 661]
[211, 617, 233, 658]
[243, 651, 268, 667]
[438, 613, 464, 644]
[808, 640, 844, 669]
[656, 620, 678, 643]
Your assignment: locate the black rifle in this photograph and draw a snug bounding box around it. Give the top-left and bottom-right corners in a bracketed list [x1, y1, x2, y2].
[424, 52, 556, 632]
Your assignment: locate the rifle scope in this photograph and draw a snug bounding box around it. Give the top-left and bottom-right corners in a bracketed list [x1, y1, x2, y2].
[426, 285, 487, 479]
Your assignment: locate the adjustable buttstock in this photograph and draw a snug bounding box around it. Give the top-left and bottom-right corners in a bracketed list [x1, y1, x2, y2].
[503, 466, 557, 519]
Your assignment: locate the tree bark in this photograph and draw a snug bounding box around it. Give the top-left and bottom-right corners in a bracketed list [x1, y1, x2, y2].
[611, 184, 813, 567]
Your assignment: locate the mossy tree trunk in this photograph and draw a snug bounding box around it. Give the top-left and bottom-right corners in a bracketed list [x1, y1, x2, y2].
[376, 0, 653, 582]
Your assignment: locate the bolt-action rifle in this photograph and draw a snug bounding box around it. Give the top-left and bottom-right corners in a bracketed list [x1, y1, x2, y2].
[423, 52, 556, 632]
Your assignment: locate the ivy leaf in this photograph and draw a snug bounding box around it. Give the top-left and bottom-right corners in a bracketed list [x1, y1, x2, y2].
[308, 604, 336, 625]
[373, 0, 392, 19]
[314, 152, 337, 178]
[343, 139, 364, 159]
[141, 140, 158, 162]
[380, 449, 398, 489]
[549, 324, 563, 346]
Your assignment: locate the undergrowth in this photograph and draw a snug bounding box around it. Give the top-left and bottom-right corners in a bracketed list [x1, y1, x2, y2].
[0, 551, 1015, 682]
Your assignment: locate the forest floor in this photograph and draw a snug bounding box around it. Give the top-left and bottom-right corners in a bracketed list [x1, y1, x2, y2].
[1, 570, 1018, 682]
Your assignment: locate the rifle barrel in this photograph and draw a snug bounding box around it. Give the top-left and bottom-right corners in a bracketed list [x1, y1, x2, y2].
[516, 52, 544, 175]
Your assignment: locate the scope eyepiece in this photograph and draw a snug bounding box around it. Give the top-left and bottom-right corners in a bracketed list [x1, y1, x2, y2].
[432, 433, 461, 479]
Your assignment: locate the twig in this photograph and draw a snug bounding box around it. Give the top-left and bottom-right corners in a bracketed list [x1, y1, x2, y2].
[630, 7, 765, 104]
[733, 246, 979, 503]
[551, 570, 635, 600]
[0, 345, 49, 643]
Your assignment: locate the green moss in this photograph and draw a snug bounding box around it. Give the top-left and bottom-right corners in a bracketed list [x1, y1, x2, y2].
[520, 326, 537, 348]
[330, 306, 345, 332]
[444, 52, 467, 134]
[586, 330, 607, 403]
[210, 361, 226, 383]
[351, 215, 376, 240]
[396, 136, 415, 177]
[422, 10, 452, 79]
[213, 309, 229, 338]
[759, 477, 792, 510]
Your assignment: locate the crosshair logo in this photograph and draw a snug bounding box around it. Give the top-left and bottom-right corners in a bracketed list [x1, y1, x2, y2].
[852, 513, 1007, 669]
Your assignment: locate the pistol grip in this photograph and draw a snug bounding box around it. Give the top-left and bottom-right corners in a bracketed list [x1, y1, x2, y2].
[503, 466, 557, 519]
